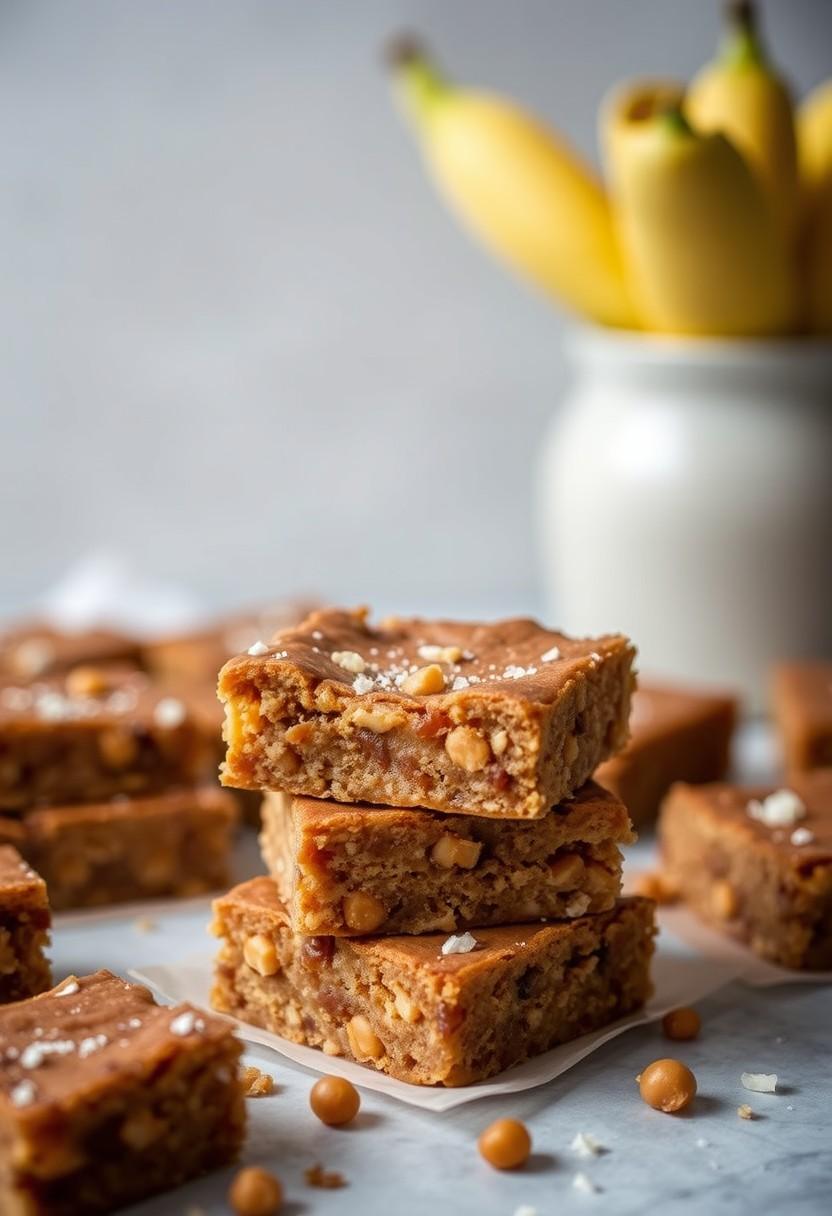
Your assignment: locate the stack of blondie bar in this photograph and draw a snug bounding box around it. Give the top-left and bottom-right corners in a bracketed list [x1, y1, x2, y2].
[211, 607, 656, 1087]
[0, 623, 238, 910]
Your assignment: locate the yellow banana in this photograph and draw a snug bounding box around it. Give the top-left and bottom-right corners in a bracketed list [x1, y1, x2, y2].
[798, 81, 832, 332]
[686, 1, 799, 240]
[603, 95, 796, 336]
[387, 37, 637, 328]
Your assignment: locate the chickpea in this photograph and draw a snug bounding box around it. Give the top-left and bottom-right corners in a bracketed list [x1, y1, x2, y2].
[662, 1007, 701, 1042]
[638, 1058, 697, 1113]
[228, 1166, 283, 1216]
[478, 1118, 532, 1170]
[309, 1075, 361, 1126]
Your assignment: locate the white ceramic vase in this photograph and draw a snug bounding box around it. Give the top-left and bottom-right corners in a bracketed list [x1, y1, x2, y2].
[537, 328, 832, 711]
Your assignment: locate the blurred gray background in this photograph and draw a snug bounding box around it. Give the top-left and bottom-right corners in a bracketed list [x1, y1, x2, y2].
[1, 0, 829, 622]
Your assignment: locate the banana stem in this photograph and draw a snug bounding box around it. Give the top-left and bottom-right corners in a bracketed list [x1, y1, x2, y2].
[720, 0, 767, 68]
[386, 34, 449, 126]
[658, 107, 694, 138]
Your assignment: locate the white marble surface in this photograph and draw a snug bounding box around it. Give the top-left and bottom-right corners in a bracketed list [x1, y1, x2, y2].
[51, 841, 831, 1216]
[48, 721, 830, 1216]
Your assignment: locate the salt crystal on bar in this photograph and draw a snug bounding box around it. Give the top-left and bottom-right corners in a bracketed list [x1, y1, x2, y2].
[153, 697, 186, 729]
[10, 1080, 36, 1108]
[247, 640, 269, 656]
[169, 1011, 204, 1037]
[790, 827, 815, 846]
[747, 789, 805, 827]
[741, 1072, 777, 1093]
[441, 932, 477, 956]
[571, 1132, 603, 1157]
[352, 673, 375, 694]
[573, 1172, 600, 1194]
[541, 646, 561, 662]
[55, 979, 80, 997]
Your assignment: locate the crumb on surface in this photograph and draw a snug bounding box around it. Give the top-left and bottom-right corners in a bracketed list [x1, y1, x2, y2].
[737, 1104, 754, 1120]
[741, 1072, 777, 1093]
[242, 1064, 275, 1097]
[305, 1163, 347, 1189]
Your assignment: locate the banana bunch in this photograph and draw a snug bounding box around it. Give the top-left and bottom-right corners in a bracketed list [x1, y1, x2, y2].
[388, 3, 832, 336]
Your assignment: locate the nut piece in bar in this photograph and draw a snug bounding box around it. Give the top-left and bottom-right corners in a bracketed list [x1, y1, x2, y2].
[659, 772, 832, 969]
[0, 667, 206, 811]
[16, 787, 238, 911]
[0, 970, 245, 1215]
[211, 877, 655, 1087]
[596, 682, 737, 828]
[771, 662, 832, 772]
[260, 781, 634, 936]
[219, 607, 635, 819]
[0, 846, 51, 1004]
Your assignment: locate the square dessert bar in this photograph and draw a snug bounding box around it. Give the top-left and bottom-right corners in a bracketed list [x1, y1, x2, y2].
[211, 878, 655, 1087]
[144, 599, 317, 685]
[595, 682, 737, 828]
[771, 662, 832, 771]
[219, 607, 635, 819]
[0, 971, 245, 1215]
[0, 667, 206, 811]
[260, 781, 634, 936]
[0, 847, 50, 1005]
[660, 772, 832, 969]
[2, 787, 238, 912]
[0, 623, 142, 682]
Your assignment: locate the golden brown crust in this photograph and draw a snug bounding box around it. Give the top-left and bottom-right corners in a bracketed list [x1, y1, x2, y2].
[260, 783, 632, 936]
[0, 623, 142, 681]
[0, 971, 245, 1213]
[596, 682, 737, 827]
[212, 878, 655, 1086]
[659, 773, 832, 969]
[771, 662, 832, 771]
[0, 668, 206, 810]
[219, 607, 635, 819]
[0, 846, 51, 1005]
[17, 787, 238, 910]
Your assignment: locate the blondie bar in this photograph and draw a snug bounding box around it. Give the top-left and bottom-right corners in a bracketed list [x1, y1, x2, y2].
[16, 787, 237, 911]
[596, 682, 736, 827]
[219, 607, 635, 819]
[0, 623, 142, 681]
[0, 667, 205, 810]
[211, 878, 655, 1086]
[0, 970, 244, 1214]
[260, 781, 634, 936]
[660, 772, 832, 969]
[0, 847, 50, 1004]
[771, 662, 832, 771]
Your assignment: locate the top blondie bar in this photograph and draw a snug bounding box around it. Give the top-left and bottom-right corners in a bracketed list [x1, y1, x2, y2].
[219, 607, 635, 819]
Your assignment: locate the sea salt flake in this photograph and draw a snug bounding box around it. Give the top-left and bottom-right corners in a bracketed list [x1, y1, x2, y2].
[331, 650, 366, 674]
[741, 1072, 777, 1093]
[78, 1034, 108, 1059]
[441, 932, 477, 956]
[571, 1132, 603, 1157]
[541, 646, 561, 662]
[451, 675, 470, 691]
[790, 827, 815, 846]
[352, 673, 374, 694]
[10, 1080, 36, 1107]
[247, 640, 269, 656]
[21, 1039, 76, 1069]
[572, 1171, 600, 1194]
[169, 1011, 203, 1037]
[55, 979, 80, 998]
[696, 1137, 709, 1149]
[153, 697, 186, 729]
[747, 789, 805, 827]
